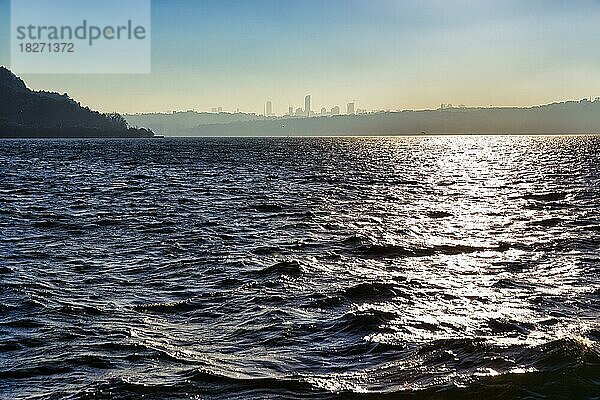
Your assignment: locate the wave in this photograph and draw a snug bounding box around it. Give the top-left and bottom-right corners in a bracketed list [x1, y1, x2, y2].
[183, 369, 314, 393]
[521, 192, 568, 202]
[131, 299, 201, 314]
[247, 203, 284, 213]
[354, 243, 511, 258]
[57, 303, 103, 316]
[250, 260, 303, 278]
[427, 211, 453, 219]
[0, 364, 73, 380]
[340, 282, 400, 302]
[68, 372, 323, 400]
[252, 246, 285, 255]
[304, 282, 402, 309]
[328, 309, 398, 335]
[304, 293, 345, 309]
[487, 319, 533, 335]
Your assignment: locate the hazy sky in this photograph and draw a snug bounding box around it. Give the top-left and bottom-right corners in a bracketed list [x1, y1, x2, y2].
[2, 0, 600, 114]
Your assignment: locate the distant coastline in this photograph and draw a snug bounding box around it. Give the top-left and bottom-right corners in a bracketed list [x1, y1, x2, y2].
[125, 99, 600, 137]
[3, 63, 600, 138]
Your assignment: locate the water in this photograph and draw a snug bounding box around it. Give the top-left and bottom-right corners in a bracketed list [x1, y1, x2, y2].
[0, 136, 599, 399]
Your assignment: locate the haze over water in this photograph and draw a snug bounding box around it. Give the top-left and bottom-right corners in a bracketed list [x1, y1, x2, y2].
[0, 136, 598, 399]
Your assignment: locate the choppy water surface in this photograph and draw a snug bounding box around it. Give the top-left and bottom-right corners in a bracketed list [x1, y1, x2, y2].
[0, 136, 599, 399]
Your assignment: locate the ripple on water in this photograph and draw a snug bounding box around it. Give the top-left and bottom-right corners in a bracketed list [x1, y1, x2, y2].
[0, 136, 599, 399]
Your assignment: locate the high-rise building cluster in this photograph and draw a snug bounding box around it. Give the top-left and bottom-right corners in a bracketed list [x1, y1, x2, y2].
[267, 95, 356, 117]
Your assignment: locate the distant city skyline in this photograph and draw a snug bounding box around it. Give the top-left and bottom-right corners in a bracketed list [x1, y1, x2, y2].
[262, 95, 348, 117]
[1, 0, 600, 114]
[132, 95, 600, 117]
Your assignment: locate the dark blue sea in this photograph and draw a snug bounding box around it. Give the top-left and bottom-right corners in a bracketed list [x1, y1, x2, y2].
[0, 136, 599, 399]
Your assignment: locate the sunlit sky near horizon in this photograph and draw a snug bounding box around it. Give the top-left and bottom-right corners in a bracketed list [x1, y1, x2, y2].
[1, 0, 600, 114]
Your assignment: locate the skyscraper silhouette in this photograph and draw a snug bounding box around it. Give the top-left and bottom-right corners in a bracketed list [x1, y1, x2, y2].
[266, 101, 273, 116]
[347, 102, 355, 115]
[305, 95, 311, 117]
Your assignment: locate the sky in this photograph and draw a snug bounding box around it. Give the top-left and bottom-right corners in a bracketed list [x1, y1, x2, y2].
[1, 0, 600, 114]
